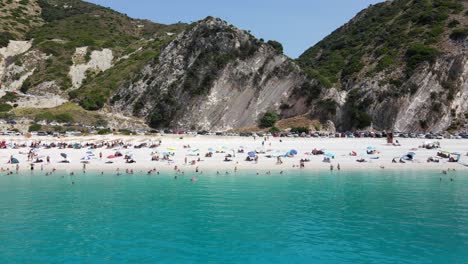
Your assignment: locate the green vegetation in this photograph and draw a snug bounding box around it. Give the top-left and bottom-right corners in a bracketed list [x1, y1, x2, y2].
[450, 28, 468, 41]
[405, 43, 438, 73]
[317, 99, 338, 116]
[70, 40, 165, 110]
[20, 0, 186, 92]
[346, 90, 373, 129]
[13, 102, 105, 126]
[28, 124, 42, 132]
[147, 24, 261, 128]
[259, 112, 279, 128]
[269, 127, 280, 133]
[0, 104, 13, 112]
[118, 129, 132, 135]
[296, 81, 322, 105]
[34, 112, 74, 123]
[0, 32, 15, 47]
[98, 128, 112, 135]
[290, 127, 310, 134]
[182, 29, 261, 97]
[0, 92, 20, 103]
[267, 40, 283, 54]
[298, 0, 464, 88]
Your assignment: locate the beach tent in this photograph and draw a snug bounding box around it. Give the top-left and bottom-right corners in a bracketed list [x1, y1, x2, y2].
[81, 155, 93, 161]
[9, 158, 19, 164]
[402, 152, 416, 161]
[450, 153, 461, 162]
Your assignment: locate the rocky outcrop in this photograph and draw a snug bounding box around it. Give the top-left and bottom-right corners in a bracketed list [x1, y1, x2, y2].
[69, 47, 114, 89]
[0, 0, 465, 133]
[112, 17, 308, 130]
[0, 40, 33, 88]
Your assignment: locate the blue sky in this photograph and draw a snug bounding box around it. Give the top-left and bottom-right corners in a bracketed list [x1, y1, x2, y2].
[86, 0, 383, 58]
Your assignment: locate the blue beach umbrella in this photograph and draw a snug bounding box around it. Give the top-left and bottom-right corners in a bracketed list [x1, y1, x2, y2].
[290, 149, 298, 155]
[248, 151, 256, 157]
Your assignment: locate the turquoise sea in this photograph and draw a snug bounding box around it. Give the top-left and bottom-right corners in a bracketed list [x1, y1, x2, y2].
[0, 170, 467, 264]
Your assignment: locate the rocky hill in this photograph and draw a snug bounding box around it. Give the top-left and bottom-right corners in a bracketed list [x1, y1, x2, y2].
[298, 0, 467, 132]
[0, 0, 467, 133]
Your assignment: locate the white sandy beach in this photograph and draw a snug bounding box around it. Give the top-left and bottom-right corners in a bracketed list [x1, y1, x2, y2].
[1, 135, 467, 174]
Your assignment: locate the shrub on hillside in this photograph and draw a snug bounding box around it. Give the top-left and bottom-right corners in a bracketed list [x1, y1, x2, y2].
[259, 112, 279, 128]
[267, 40, 283, 54]
[405, 43, 438, 72]
[0, 104, 13, 112]
[450, 29, 468, 41]
[28, 124, 42, 132]
[290, 127, 310, 134]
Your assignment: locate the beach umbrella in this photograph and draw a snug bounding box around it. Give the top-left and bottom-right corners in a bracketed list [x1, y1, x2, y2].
[81, 156, 92, 161]
[248, 151, 256, 157]
[325, 153, 335, 158]
[367, 146, 375, 150]
[107, 155, 116, 159]
[208, 148, 215, 152]
[60, 153, 67, 159]
[167, 147, 176, 151]
[290, 149, 298, 155]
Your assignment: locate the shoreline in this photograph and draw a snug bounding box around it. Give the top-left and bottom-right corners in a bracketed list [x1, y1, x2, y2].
[1, 135, 467, 174]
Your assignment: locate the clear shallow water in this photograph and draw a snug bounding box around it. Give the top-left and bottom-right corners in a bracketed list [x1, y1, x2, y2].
[0, 170, 467, 264]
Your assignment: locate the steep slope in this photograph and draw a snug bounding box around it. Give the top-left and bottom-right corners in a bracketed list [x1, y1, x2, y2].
[298, 0, 467, 132]
[0, 0, 43, 46]
[1, 0, 466, 133]
[0, 0, 186, 129]
[110, 17, 309, 131]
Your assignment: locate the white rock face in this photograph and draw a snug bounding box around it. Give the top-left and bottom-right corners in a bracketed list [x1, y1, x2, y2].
[69, 47, 114, 89]
[0, 40, 32, 82]
[393, 55, 468, 133]
[112, 18, 308, 131]
[15, 94, 68, 108]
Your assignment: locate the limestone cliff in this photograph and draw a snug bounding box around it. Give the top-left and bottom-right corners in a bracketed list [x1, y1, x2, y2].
[111, 18, 309, 130]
